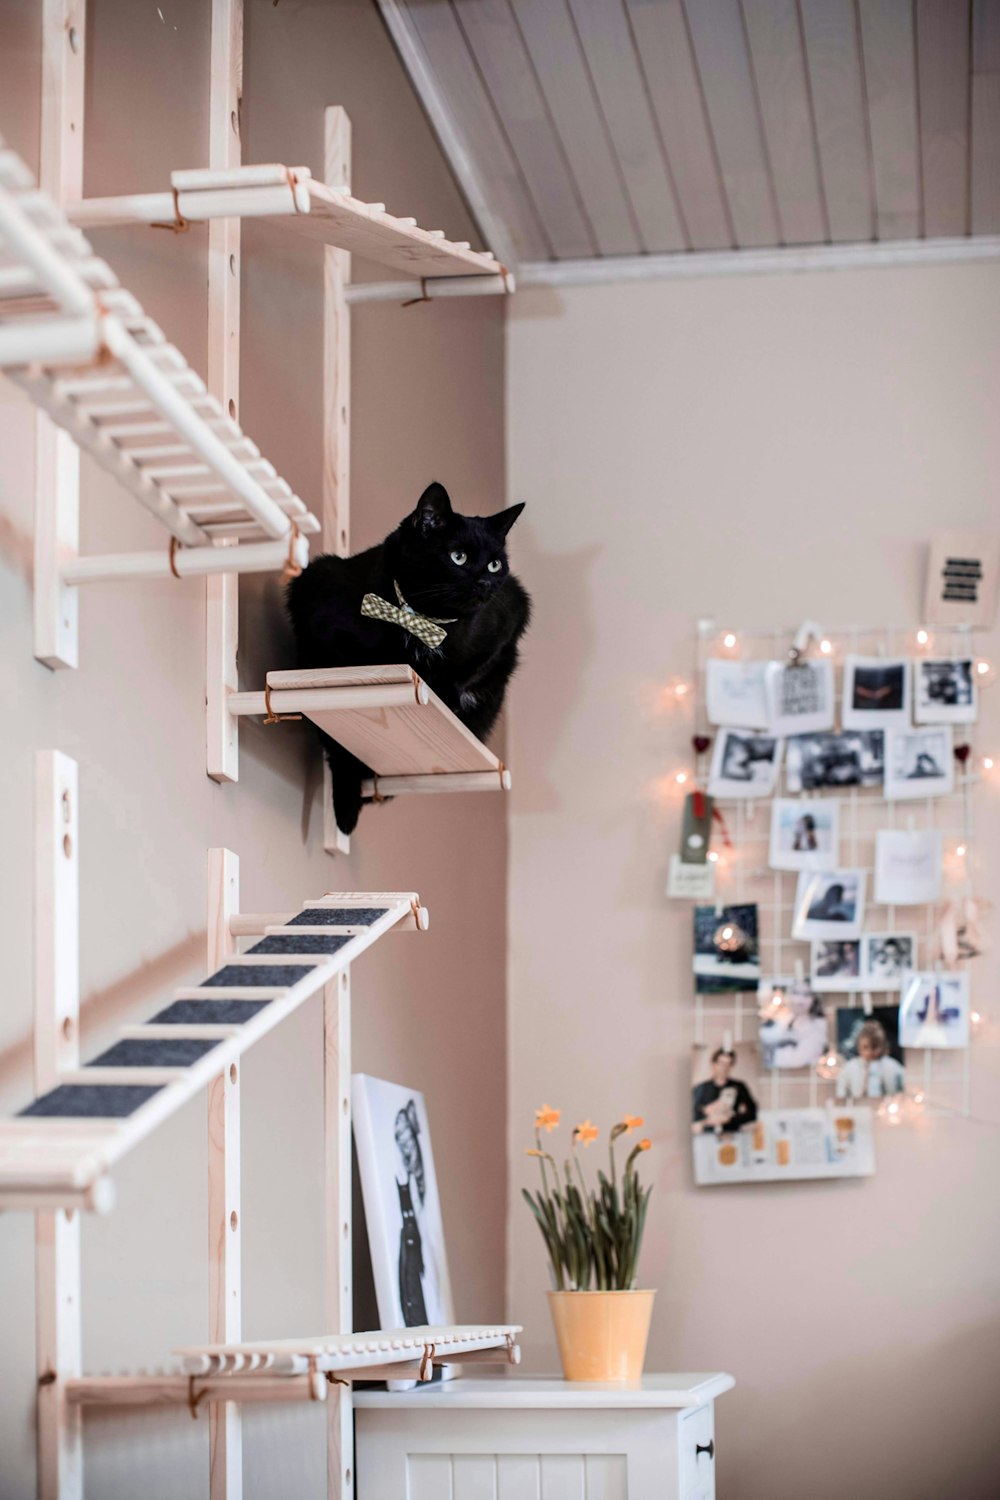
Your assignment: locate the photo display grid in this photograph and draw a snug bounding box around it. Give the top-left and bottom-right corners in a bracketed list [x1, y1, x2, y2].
[689, 623, 979, 1124]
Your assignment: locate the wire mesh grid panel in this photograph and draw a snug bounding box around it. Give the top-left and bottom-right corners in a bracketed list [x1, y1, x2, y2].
[689, 622, 983, 1119]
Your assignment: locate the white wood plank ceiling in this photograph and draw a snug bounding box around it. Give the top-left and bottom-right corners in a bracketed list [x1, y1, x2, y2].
[377, 0, 1000, 276]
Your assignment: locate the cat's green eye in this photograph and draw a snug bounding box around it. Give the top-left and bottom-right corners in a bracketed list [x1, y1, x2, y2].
[487, 559, 502, 573]
[450, 550, 468, 566]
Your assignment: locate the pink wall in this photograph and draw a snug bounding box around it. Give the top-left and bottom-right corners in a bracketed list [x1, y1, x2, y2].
[507, 268, 1000, 1500]
[0, 2, 507, 1494]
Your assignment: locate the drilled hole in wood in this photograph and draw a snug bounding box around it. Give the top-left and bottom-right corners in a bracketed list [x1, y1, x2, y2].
[62, 789, 71, 823]
[62, 1017, 73, 1041]
[63, 1207, 74, 1223]
[228, 398, 236, 418]
[229, 253, 236, 275]
[230, 1210, 238, 1231]
[341, 973, 348, 989]
[68, 26, 79, 51]
[343, 1221, 349, 1240]
[230, 1064, 237, 1084]
[230, 109, 238, 136]
[342, 1097, 348, 1115]
[62, 834, 72, 859]
[346, 1470, 351, 1486]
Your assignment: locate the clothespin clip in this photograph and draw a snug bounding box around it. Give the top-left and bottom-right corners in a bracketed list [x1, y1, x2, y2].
[787, 620, 823, 666]
[862, 991, 874, 1016]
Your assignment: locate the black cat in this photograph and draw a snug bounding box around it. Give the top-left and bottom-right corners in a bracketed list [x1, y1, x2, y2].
[286, 482, 530, 833]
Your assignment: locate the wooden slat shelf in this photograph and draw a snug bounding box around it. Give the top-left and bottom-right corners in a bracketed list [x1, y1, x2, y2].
[0, 893, 426, 1210]
[0, 141, 320, 575]
[228, 664, 513, 796]
[66, 163, 508, 284]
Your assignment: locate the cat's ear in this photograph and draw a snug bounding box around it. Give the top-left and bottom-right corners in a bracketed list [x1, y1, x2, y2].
[486, 502, 525, 540]
[412, 482, 453, 532]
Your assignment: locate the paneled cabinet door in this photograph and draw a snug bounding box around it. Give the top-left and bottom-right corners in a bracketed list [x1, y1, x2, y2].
[680, 1403, 716, 1500]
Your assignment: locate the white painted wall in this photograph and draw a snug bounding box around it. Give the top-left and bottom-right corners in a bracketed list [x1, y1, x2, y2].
[0, 3, 508, 1495]
[507, 265, 1000, 1500]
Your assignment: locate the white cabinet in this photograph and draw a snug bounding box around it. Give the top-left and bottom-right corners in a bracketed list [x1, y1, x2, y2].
[354, 1372, 734, 1500]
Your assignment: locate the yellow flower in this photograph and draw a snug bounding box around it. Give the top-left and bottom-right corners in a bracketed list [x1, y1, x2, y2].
[574, 1119, 599, 1147]
[535, 1104, 561, 1133]
[525, 1148, 545, 1157]
[622, 1115, 645, 1133]
[638, 1138, 651, 1152]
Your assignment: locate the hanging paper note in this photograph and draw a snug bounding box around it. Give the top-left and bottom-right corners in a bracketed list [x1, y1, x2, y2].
[680, 791, 714, 864]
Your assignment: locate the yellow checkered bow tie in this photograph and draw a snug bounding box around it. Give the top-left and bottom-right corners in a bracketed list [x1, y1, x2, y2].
[360, 581, 457, 649]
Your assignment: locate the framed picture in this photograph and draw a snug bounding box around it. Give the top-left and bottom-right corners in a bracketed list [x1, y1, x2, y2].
[352, 1075, 454, 1337]
[898, 971, 970, 1049]
[835, 1006, 906, 1099]
[863, 933, 917, 990]
[705, 658, 769, 728]
[691, 1046, 874, 1184]
[769, 797, 840, 871]
[763, 659, 835, 736]
[884, 726, 954, 800]
[792, 869, 866, 941]
[874, 830, 943, 905]
[758, 984, 829, 1069]
[923, 531, 999, 629]
[913, 658, 977, 724]
[811, 938, 863, 992]
[842, 656, 911, 730]
[693, 903, 761, 993]
[708, 729, 782, 799]
[785, 730, 884, 793]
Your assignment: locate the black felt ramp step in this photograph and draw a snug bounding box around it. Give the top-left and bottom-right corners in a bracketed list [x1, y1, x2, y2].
[248, 934, 351, 956]
[288, 907, 388, 927]
[200, 964, 316, 988]
[89, 1037, 221, 1068]
[20, 1084, 162, 1119]
[151, 999, 272, 1026]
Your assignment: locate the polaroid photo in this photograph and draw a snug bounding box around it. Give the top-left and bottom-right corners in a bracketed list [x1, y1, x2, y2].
[913, 659, 977, 725]
[863, 933, 917, 990]
[708, 729, 783, 799]
[764, 659, 835, 737]
[792, 869, 866, 941]
[884, 726, 954, 800]
[785, 730, 884, 793]
[898, 970, 970, 1049]
[758, 985, 829, 1070]
[693, 903, 761, 993]
[705, 658, 769, 729]
[811, 939, 863, 992]
[874, 829, 943, 905]
[769, 797, 840, 872]
[835, 1006, 905, 1099]
[842, 656, 911, 731]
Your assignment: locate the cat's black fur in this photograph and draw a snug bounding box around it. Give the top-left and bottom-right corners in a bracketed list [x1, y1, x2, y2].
[286, 482, 530, 834]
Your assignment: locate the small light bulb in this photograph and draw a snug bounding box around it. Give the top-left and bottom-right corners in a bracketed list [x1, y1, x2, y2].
[916, 628, 929, 646]
[957, 844, 967, 857]
[975, 658, 996, 685]
[983, 757, 995, 771]
[723, 632, 737, 649]
[971, 1010, 982, 1027]
[819, 638, 832, 655]
[675, 682, 690, 698]
[720, 926, 734, 941]
[913, 1091, 925, 1106]
[675, 771, 688, 785]
[707, 850, 719, 864]
[977, 659, 989, 674]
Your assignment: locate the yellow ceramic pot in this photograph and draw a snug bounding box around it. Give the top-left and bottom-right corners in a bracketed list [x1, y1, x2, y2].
[547, 1289, 655, 1382]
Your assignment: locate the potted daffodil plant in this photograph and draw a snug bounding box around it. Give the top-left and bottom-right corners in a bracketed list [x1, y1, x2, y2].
[523, 1107, 655, 1382]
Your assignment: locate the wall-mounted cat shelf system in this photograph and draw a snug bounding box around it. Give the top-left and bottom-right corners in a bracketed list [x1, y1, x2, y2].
[11, 753, 519, 1500]
[68, 164, 511, 289]
[229, 664, 512, 797]
[0, 139, 320, 663]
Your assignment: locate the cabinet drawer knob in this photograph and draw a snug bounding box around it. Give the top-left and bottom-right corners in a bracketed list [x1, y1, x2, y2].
[695, 1440, 715, 1460]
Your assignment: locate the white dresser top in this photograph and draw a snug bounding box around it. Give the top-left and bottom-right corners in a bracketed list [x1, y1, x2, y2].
[353, 1371, 735, 1410]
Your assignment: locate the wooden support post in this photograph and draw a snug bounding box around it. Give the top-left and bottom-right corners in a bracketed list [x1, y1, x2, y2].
[325, 964, 353, 1499]
[35, 751, 82, 1500]
[205, 0, 243, 782]
[33, 0, 85, 670]
[207, 848, 242, 1498]
[323, 107, 352, 855]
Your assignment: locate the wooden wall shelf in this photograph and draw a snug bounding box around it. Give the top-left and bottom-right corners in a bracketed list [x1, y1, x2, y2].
[229, 665, 512, 796]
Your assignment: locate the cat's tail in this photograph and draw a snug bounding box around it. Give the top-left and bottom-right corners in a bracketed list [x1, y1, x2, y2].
[320, 734, 371, 836]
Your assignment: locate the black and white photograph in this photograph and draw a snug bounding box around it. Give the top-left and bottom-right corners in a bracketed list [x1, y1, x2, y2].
[874, 829, 943, 905]
[884, 726, 954, 800]
[693, 903, 761, 993]
[864, 934, 917, 989]
[898, 971, 971, 1050]
[352, 1074, 454, 1341]
[785, 730, 884, 793]
[758, 983, 829, 1069]
[914, 658, 977, 724]
[769, 797, 840, 871]
[705, 657, 769, 728]
[835, 1008, 906, 1099]
[764, 658, 835, 736]
[811, 939, 863, 991]
[792, 869, 866, 940]
[842, 656, 911, 730]
[708, 728, 782, 799]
